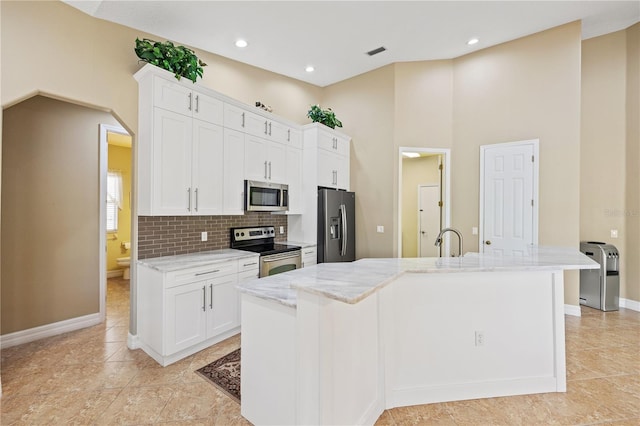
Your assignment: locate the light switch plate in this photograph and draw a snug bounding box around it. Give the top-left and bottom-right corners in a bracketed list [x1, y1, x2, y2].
[377, 225, 384, 233]
[472, 227, 478, 235]
[279, 226, 285, 234]
[201, 231, 207, 242]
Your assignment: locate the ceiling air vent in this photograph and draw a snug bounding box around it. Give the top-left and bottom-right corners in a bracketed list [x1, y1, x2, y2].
[366, 46, 386, 56]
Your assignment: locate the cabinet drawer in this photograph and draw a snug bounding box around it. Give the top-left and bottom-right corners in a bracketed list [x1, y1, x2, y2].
[238, 269, 259, 281]
[239, 257, 260, 273]
[169, 261, 238, 288]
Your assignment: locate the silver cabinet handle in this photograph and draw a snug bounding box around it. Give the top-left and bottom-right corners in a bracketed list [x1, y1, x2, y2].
[209, 284, 213, 309]
[304, 251, 314, 255]
[264, 121, 268, 135]
[243, 262, 257, 267]
[268, 122, 272, 136]
[195, 188, 199, 212]
[202, 286, 206, 311]
[195, 269, 220, 276]
[187, 188, 192, 211]
[188, 93, 193, 111]
[269, 161, 272, 179]
[195, 95, 199, 113]
[241, 112, 245, 128]
[264, 161, 268, 179]
[287, 129, 290, 142]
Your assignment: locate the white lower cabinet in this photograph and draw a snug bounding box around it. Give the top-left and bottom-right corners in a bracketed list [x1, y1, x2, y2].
[137, 256, 258, 366]
[302, 245, 317, 267]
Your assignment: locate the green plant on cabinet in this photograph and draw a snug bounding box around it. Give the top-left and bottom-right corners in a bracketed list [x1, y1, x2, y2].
[134, 38, 207, 83]
[307, 105, 343, 129]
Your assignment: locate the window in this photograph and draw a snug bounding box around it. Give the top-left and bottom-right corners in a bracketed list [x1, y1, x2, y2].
[107, 171, 122, 232]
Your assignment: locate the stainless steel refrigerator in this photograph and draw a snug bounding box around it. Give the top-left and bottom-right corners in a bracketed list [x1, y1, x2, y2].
[318, 188, 355, 263]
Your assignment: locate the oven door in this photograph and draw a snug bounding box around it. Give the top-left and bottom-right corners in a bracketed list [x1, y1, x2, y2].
[260, 250, 301, 277]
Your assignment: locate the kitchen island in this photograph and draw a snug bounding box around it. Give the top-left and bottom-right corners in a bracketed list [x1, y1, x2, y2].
[238, 247, 598, 426]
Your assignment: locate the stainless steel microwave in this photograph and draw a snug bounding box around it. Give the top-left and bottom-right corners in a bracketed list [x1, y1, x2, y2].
[244, 180, 289, 212]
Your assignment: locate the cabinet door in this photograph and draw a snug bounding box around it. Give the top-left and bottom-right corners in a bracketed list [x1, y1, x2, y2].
[288, 128, 302, 149]
[317, 148, 338, 189]
[192, 119, 224, 215]
[166, 281, 208, 355]
[286, 146, 302, 214]
[245, 112, 269, 139]
[267, 140, 287, 183]
[336, 154, 350, 190]
[302, 246, 317, 267]
[153, 108, 193, 215]
[268, 120, 289, 144]
[223, 128, 246, 215]
[153, 76, 192, 116]
[193, 92, 223, 125]
[207, 275, 239, 338]
[317, 128, 339, 152]
[223, 103, 249, 132]
[244, 134, 269, 181]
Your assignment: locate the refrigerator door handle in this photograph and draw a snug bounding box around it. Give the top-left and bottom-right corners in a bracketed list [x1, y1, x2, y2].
[339, 203, 347, 256]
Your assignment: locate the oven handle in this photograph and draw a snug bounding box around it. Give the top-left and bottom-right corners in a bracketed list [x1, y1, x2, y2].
[261, 251, 301, 263]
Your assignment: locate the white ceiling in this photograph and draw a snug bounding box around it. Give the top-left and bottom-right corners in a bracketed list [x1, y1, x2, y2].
[64, 1, 639, 87]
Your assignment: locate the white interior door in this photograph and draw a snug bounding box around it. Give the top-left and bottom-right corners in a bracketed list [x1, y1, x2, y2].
[480, 140, 538, 255]
[418, 184, 441, 257]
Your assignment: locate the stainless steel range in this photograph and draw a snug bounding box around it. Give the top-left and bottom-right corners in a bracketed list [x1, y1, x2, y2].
[231, 226, 301, 278]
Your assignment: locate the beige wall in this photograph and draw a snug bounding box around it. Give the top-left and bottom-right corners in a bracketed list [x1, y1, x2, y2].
[322, 65, 396, 259]
[401, 156, 441, 257]
[1, 96, 119, 334]
[1, 0, 323, 335]
[625, 23, 640, 303]
[581, 30, 629, 299]
[324, 22, 584, 304]
[106, 144, 132, 273]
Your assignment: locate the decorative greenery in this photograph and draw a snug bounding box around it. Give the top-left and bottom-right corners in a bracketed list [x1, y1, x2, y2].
[134, 38, 206, 83]
[307, 105, 343, 129]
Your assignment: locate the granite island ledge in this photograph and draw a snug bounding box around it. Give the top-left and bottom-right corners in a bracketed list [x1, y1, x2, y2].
[239, 247, 600, 426]
[237, 246, 599, 307]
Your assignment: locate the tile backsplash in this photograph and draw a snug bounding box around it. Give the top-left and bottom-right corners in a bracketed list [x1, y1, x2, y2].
[138, 212, 288, 259]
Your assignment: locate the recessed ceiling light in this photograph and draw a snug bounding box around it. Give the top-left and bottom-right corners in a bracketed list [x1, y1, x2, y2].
[235, 39, 248, 48]
[467, 38, 479, 46]
[402, 152, 420, 158]
[305, 66, 315, 73]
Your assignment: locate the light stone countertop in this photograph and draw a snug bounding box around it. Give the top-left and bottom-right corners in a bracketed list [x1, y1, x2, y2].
[138, 249, 259, 272]
[283, 241, 316, 248]
[236, 246, 599, 308]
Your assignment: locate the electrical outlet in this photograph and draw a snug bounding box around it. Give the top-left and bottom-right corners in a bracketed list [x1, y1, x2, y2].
[475, 331, 485, 347]
[377, 225, 384, 233]
[472, 227, 478, 235]
[611, 229, 618, 238]
[279, 226, 285, 234]
[201, 231, 207, 242]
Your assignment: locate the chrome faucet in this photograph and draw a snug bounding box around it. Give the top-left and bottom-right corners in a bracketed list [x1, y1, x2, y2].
[434, 227, 464, 257]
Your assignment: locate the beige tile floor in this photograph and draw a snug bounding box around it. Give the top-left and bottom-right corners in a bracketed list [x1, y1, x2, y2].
[1, 278, 638, 425]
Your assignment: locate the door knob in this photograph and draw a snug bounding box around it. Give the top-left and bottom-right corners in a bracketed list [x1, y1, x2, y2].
[485, 240, 492, 245]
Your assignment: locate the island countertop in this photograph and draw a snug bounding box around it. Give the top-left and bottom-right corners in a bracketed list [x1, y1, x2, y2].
[236, 246, 599, 307]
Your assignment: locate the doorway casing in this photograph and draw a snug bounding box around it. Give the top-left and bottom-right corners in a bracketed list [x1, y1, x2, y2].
[398, 147, 451, 258]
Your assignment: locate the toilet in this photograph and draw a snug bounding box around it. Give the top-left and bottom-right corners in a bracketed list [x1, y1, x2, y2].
[117, 241, 131, 279]
[117, 257, 131, 279]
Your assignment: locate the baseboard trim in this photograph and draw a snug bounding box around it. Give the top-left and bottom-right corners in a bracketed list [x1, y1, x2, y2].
[620, 298, 640, 312]
[564, 304, 581, 317]
[107, 269, 124, 278]
[0, 313, 101, 349]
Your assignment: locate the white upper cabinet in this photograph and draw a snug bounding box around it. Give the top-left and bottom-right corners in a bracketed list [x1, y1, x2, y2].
[309, 125, 351, 191]
[192, 119, 224, 215]
[153, 76, 223, 125]
[223, 128, 246, 215]
[244, 134, 287, 184]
